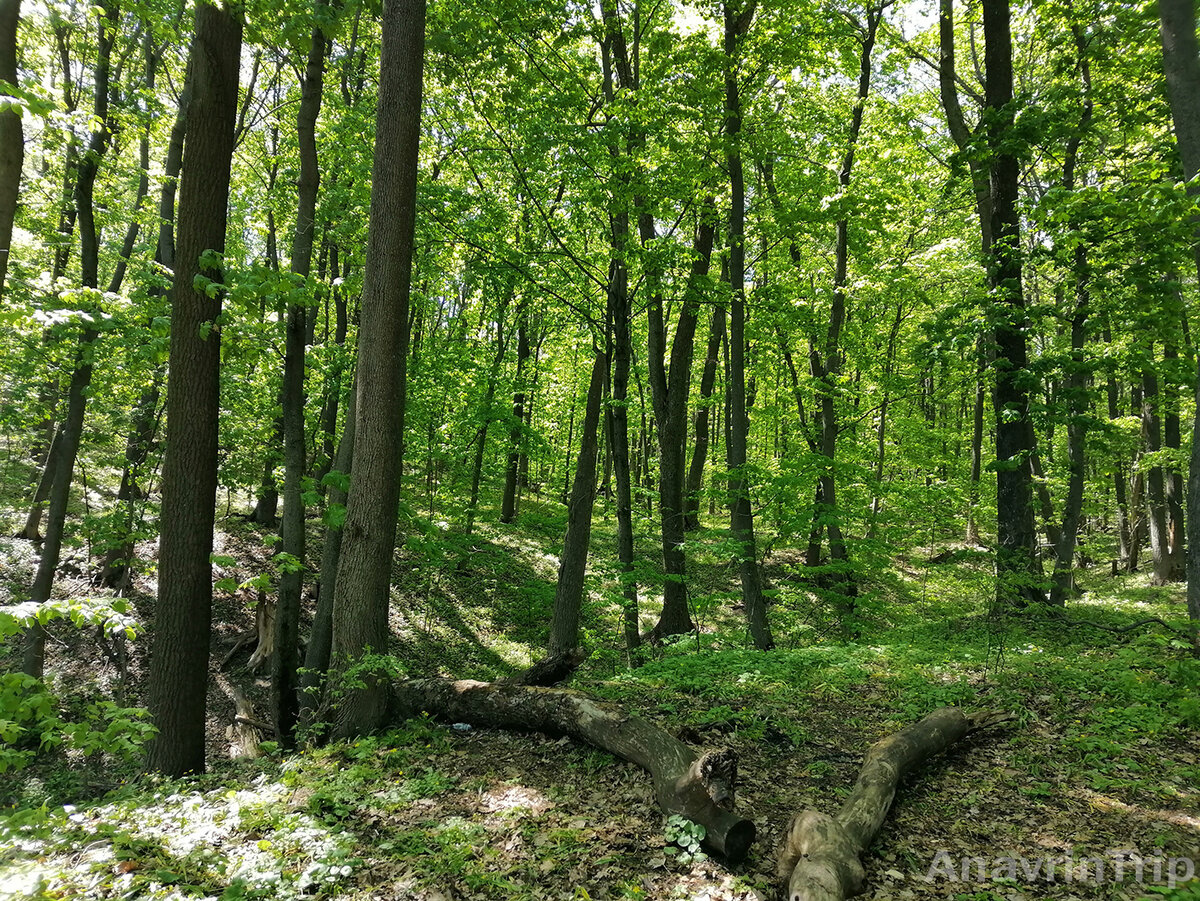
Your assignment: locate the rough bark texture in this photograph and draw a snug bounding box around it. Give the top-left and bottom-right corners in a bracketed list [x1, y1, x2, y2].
[777, 708, 1006, 901]
[146, 1, 242, 777]
[1158, 0, 1200, 647]
[391, 678, 755, 863]
[983, 0, 1042, 605]
[329, 0, 425, 741]
[548, 351, 607, 656]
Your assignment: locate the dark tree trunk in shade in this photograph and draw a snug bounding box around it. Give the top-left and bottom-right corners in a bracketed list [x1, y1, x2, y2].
[724, 0, 772, 649]
[329, 0, 425, 741]
[983, 0, 1043, 605]
[548, 351, 607, 656]
[1049, 31, 1093, 607]
[146, 1, 243, 777]
[500, 308, 529, 523]
[0, 0, 23, 294]
[272, 24, 327, 748]
[300, 385, 356, 731]
[466, 293, 510, 535]
[1163, 339, 1185, 576]
[1141, 364, 1175, 585]
[684, 304, 725, 532]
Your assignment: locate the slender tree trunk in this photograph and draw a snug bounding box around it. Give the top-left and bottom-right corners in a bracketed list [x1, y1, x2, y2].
[724, 0, 771, 649]
[146, 1, 242, 776]
[22, 0, 117, 675]
[466, 292, 510, 535]
[272, 24, 327, 748]
[548, 352, 607, 656]
[329, 0, 425, 741]
[868, 305, 904, 539]
[684, 305, 725, 532]
[1163, 338, 1185, 578]
[0, 0, 23, 294]
[1142, 363, 1174, 585]
[300, 385, 356, 731]
[500, 307, 529, 523]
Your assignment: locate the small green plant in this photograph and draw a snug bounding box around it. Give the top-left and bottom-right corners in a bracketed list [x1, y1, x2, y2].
[664, 814, 707, 864]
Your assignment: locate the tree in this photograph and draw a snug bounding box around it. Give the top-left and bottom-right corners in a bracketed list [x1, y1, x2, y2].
[328, 0, 426, 741]
[983, 0, 1043, 606]
[145, 0, 243, 776]
[0, 0, 22, 295]
[723, 0, 772, 649]
[1158, 0, 1200, 647]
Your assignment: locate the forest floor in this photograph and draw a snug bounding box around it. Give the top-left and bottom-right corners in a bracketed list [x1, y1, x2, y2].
[1, 488, 1199, 901]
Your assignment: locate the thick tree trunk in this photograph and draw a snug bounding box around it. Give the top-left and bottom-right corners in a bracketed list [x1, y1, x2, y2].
[329, 0, 425, 741]
[777, 708, 1007, 901]
[0, 0, 22, 294]
[548, 351, 607, 656]
[146, 1, 242, 777]
[391, 678, 755, 863]
[983, 0, 1043, 605]
[1159, 0, 1200, 646]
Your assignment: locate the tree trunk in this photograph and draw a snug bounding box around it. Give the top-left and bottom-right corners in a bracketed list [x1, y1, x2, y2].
[724, 0, 772, 649]
[391, 678, 755, 863]
[1141, 363, 1174, 585]
[272, 24, 327, 748]
[328, 0, 425, 741]
[500, 307, 529, 523]
[466, 292, 510, 535]
[146, 1, 243, 777]
[684, 305, 725, 532]
[983, 0, 1042, 605]
[548, 351, 607, 657]
[22, 0, 117, 676]
[1159, 0, 1200, 644]
[777, 708, 1008, 901]
[299, 386, 356, 731]
[1163, 339, 1185, 578]
[0, 0, 23, 295]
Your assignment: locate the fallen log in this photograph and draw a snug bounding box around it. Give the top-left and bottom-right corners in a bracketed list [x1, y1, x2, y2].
[777, 707, 1011, 901]
[391, 678, 754, 863]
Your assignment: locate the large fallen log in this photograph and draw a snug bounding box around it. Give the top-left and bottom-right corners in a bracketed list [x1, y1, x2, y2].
[391, 678, 754, 863]
[777, 707, 1011, 901]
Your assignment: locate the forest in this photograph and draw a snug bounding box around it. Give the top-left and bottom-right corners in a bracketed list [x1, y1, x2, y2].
[0, 0, 1199, 897]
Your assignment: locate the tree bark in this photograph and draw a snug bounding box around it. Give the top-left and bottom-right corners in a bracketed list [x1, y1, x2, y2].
[1158, 6, 1200, 676]
[391, 678, 755, 863]
[548, 351, 607, 656]
[0, 0, 22, 295]
[146, 0, 243, 777]
[1141, 363, 1175, 585]
[983, 0, 1042, 605]
[724, 0, 772, 649]
[328, 0, 425, 741]
[500, 306, 529, 523]
[777, 708, 1007, 901]
[272, 23, 327, 748]
[684, 304, 725, 533]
